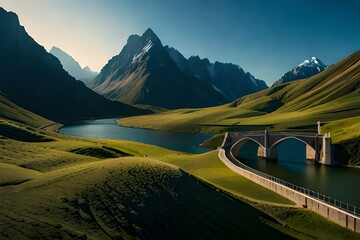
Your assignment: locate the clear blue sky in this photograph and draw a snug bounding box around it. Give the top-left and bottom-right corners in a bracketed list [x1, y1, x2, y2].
[1, 0, 359, 85]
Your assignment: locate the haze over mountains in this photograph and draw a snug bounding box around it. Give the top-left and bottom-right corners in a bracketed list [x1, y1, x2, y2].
[50, 46, 98, 85]
[0, 7, 146, 123]
[272, 57, 328, 86]
[92, 28, 267, 109]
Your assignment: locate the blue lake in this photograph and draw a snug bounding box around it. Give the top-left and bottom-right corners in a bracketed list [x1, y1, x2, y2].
[60, 118, 212, 154]
[61, 119, 360, 207]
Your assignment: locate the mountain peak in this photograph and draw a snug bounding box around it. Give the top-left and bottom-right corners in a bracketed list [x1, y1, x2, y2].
[50, 46, 98, 83]
[50, 46, 65, 55]
[141, 28, 161, 44]
[127, 34, 141, 44]
[0, 7, 20, 25]
[144, 28, 155, 35]
[0, 6, 145, 121]
[273, 56, 328, 86]
[298, 56, 326, 67]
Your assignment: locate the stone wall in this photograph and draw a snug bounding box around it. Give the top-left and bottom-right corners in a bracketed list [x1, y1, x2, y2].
[218, 149, 360, 233]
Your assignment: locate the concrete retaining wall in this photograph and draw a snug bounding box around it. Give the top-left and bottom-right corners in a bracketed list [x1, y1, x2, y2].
[218, 149, 360, 233]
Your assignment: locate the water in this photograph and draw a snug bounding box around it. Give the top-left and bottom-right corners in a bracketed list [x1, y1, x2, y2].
[239, 139, 360, 207]
[59, 118, 212, 154]
[60, 120, 360, 207]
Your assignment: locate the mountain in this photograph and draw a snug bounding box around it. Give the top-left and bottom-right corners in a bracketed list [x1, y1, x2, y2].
[92, 28, 267, 109]
[119, 50, 360, 139]
[184, 55, 268, 100]
[272, 56, 328, 86]
[0, 7, 147, 123]
[92, 28, 226, 109]
[50, 46, 98, 85]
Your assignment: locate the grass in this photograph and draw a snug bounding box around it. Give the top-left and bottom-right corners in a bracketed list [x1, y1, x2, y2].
[1, 120, 359, 239]
[119, 51, 360, 141]
[0, 157, 296, 239]
[0, 94, 53, 128]
[158, 151, 294, 205]
[322, 116, 360, 143]
[68, 146, 132, 159]
[0, 133, 293, 239]
[256, 204, 360, 240]
[0, 120, 53, 142]
[341, 137, 360, 165]
[0, 163, 42, 186]
[118, 50, 360, 166]
[200, 133, 225, 148]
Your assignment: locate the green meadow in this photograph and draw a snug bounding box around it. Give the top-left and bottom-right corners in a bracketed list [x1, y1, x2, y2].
[119, 51, 360, 164]
[1, 119, 359, 239]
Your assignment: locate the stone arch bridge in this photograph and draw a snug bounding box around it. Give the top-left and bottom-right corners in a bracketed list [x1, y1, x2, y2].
[221, 130, 333, 165]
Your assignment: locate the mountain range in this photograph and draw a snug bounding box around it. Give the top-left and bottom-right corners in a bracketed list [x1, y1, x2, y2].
[0, 7, 147, 123]
[0, 5, 360, 240]
[168, 48, 268, 101]
[50, 46, 98, 85]
[272, 56, 328, 86]
[119, 50, 360, 138]
[91, 28, 267, 109]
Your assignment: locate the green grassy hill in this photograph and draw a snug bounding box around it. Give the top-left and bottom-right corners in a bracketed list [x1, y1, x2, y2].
[1, 122, 359, 239]
[1, 158, 294, 239]
[119, 50, 360, 141]
[0, 93, 53, 128]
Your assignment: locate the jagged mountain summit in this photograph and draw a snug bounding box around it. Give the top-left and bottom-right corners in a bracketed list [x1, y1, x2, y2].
[272, 56, 328, 86]
[181, 54, 268, 101]
[0, 7, 146, 122]
[92, 28, 267, 109]
[50, 46, 98, 85]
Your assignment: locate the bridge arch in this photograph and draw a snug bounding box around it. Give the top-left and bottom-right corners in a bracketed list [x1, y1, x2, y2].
[230, 137, 266, 159]
[268, 136, 316, 161]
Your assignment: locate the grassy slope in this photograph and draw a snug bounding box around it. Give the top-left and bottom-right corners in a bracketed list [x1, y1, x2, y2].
[1, 158, 295, 240]
[322, 116, 360, 143]
[0, 94, 53, 128]
[158, 151, 293, 204]
[0, 122, 359, 239]
[119, 50, 360, 141]
[0, 163, 41, 186]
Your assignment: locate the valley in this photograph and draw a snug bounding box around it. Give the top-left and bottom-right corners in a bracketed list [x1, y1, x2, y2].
[0, 2, 359, 239]
[119, 50, 360, 164]
[1, 119, 359, 239]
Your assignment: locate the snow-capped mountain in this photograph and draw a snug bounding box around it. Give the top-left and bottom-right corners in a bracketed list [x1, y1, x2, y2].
[92, 28, 267, 109]
[272, 56, 328, 86]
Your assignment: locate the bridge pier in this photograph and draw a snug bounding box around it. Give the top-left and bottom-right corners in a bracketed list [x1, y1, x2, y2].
[320, 133, 333, 165]
[264, 129, 269, 158]
[257, 147, 266, 158]
[306, 145, 316, 160]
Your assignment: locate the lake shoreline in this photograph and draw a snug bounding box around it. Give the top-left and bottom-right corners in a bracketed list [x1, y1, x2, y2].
[59, 118, 212, 154]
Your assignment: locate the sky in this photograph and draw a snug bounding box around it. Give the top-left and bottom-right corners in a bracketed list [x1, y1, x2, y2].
[0, 0, 359, 85]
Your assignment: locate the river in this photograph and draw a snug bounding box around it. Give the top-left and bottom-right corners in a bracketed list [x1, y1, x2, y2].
[60, 119, 360, 207]
[59, 118, 212, 154]
[238, 139, 360, 207]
